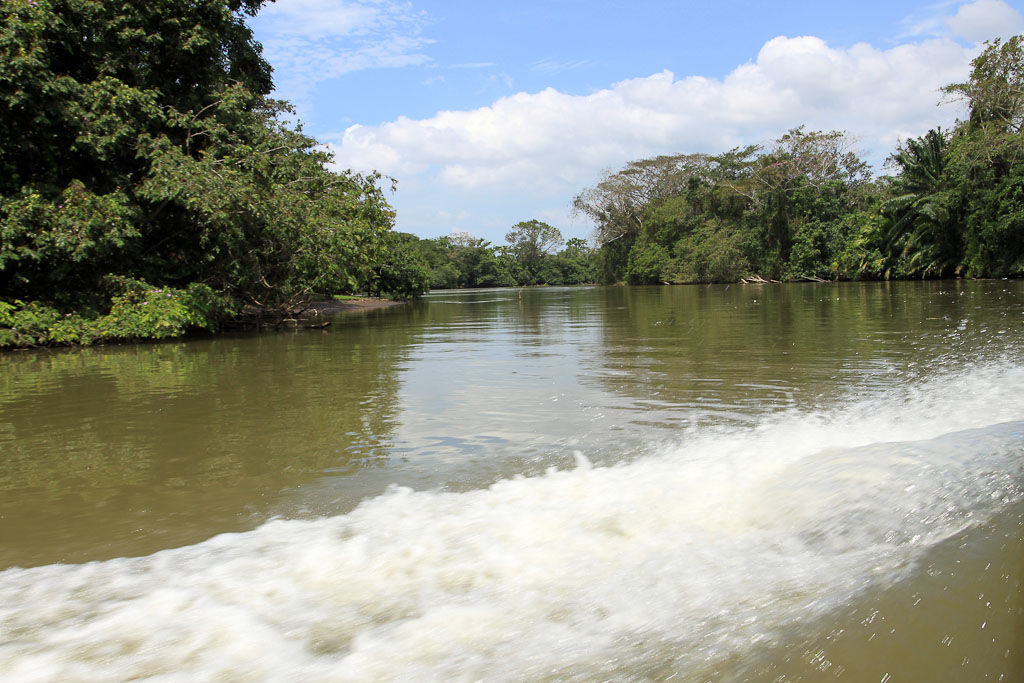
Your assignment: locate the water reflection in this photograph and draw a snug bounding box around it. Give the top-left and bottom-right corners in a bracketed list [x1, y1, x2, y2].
[590, 280, 1024, 429]
[0, 310, 411, 567]
[392, 288, 609, 475]
[1, 282, 1023, 679]
[2, 282, 1022, 569]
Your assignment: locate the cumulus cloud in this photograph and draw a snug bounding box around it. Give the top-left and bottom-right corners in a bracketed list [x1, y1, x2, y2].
[328, 35, 974, 200]
[269, 1, 1016, 239]
[251, 0, 432, 106]
[946, 0, 1024, 42]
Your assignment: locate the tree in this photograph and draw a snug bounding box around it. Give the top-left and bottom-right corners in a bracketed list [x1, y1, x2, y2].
[445, 232, 514, 288]
[538, 237, 596, 285]
[0, 0, 412, 344]
[944, 36, 1024, 276]
[728, 128, 870, 266]
[573, 154, 721, 245]
[367, 232, 431, 299]
[573, 153, 722, 281]
[943, 36, 1024, 143]
[879, 128, 960, 277]
[669, 219, 750, 283]
[625, 242, 670, 284]
[563, 36, 1024, 287]
[0, 0, 273, 203]
[504, 219, 563, 284]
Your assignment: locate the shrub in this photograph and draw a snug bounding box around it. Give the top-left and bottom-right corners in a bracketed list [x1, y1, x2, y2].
[0, 278, 232, 348]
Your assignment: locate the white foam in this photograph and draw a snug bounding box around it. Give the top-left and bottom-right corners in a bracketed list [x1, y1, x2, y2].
[1, 363, 1023, 681]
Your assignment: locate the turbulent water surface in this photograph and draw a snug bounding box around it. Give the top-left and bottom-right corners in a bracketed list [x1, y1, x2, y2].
[1, 281, 1022, 681]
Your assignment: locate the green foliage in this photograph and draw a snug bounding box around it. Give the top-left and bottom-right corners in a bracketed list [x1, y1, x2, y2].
[834, 211, 888, 279]
[877, 128, 962, 277]
[574, 131, 878, 283]
[955, 141, 1024, 277]
[0, 0, 423, 348]
[98, 278, 230, 339]
[625, 242, 670, 284]
[0, 278, 230, 348]
[505, 220, 564, 262]
[393, 230, 598, 290]
[0, 300, 81, 348]
[783, 182, 862, 279]
[943, 35, 1024, 140]
[0, 182, 139, 303]
[548, 237, 599, 284]
[0, 0, 272, 200]
[573, 152, 726, 282]
[669, 220, 750, 283]
[504, 219, 564, 284]
[0, 0, 424, 347]
[730, 128, 870, 264]
[574, 37, 1024, 285]
[945, 37, 1024, 278]
[367, 232, 432, 299]
[399, 236, 460, 289]
[429, 262, 463, 289]
[428, 233, 512, 287]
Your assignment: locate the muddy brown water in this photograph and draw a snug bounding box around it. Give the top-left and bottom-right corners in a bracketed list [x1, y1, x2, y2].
[1, 281, 1021, 680]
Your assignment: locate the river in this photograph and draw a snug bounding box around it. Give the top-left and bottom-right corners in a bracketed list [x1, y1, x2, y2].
[1, 281, 1022, 681]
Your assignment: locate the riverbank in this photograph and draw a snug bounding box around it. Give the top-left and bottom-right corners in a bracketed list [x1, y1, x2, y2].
[302, 297, 404, 315]
[222, 297, 403, 331]
[0, 296, 405, 350]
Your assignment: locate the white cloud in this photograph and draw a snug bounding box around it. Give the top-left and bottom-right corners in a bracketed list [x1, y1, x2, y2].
[257, 0, 389, 39]
[900, 0, 1024, 42]
[329, 33, 980, 240]
[328, 34, 974, 203]
[251, 0, 432, 106]
[946, 0, 1024, 42]
[286, 2, 1014, 240]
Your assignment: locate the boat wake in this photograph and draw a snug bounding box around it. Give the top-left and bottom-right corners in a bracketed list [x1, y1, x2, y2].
[2, 363, 1023, 681]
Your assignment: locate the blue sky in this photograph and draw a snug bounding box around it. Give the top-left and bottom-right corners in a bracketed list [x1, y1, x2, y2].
[249, 0, 1024, 245]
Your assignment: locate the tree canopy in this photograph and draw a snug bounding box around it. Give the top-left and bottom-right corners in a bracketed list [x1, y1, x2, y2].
[573, 37, 1024, 285]
[1, 0, 424, 347]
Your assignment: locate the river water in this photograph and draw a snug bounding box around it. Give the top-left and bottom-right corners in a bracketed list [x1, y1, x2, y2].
[1, 281, 1022, 681]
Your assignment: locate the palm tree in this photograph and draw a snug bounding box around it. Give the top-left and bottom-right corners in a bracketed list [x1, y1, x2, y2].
[880, 128, 961, 277]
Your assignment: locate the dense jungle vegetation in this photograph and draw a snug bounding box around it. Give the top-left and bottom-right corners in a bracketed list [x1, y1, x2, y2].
[0, 0, 1020, 347]
[0, 0, 424, 347]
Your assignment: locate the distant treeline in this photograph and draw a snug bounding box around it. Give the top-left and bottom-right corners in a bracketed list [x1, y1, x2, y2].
[407, 35, 1023, 289]
[570, 37, 1024, 285]
[382, 221, 600, 292]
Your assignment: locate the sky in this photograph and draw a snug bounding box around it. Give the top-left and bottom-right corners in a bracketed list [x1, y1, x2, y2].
[248, 0, 1024, 245]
